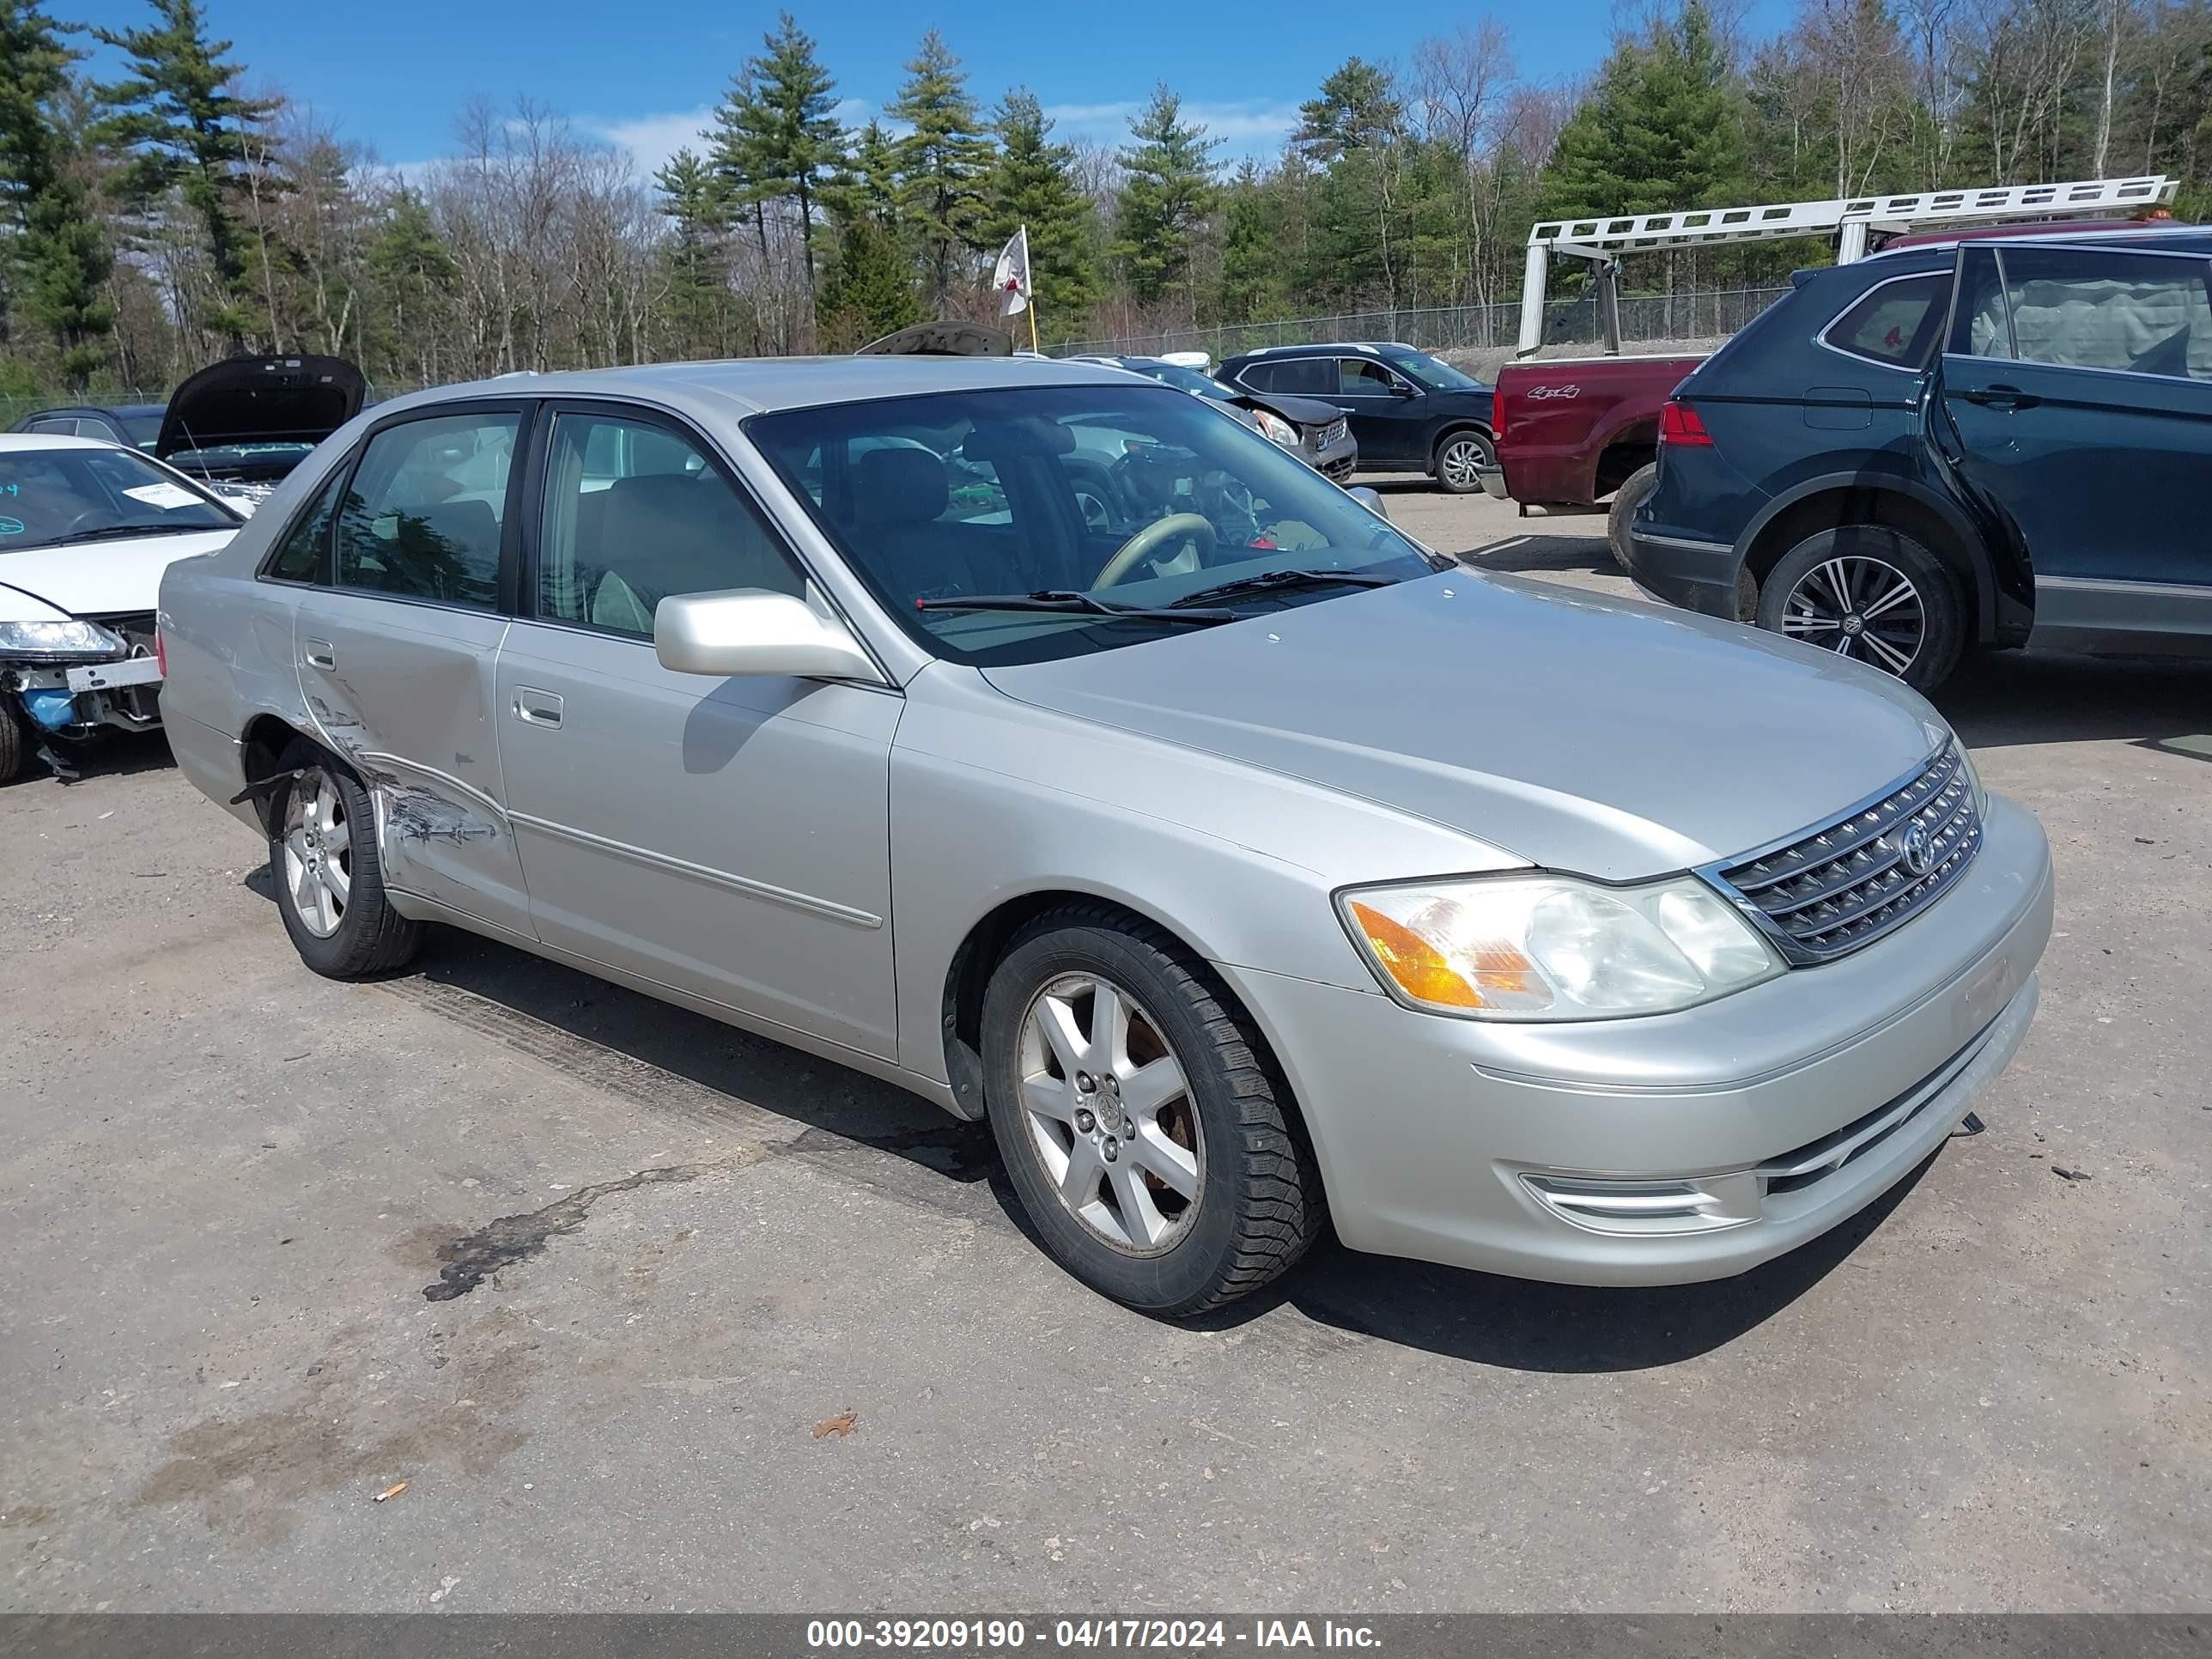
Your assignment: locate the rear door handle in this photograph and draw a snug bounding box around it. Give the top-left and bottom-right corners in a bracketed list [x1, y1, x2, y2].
[1962, 385, 2039, 410]
[302, 639, 336, 670]
[512, 689, 563, 729]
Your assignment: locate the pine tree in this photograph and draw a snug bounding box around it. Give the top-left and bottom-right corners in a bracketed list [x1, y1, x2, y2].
[984, 88, 1097, 331]
[888, 30, 994, 310]
[362, 186, 457, 388]
[1113, 85, 1219, 307]
[92, 0, 276, 348]
[655, 148, 734, 358]
[0, 0, 114, 386]
[1214, 162, 1285, 323]
[750, 13, 844, 282]
[819, 216, 920, 347]
[710, 64, 779, 271]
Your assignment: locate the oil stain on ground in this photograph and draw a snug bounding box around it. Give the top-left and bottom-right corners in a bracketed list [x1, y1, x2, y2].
[422, 1162, 738, 1302]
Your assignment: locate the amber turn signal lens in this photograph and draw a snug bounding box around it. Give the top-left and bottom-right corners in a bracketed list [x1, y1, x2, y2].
[1348, 902, 1486, 1008]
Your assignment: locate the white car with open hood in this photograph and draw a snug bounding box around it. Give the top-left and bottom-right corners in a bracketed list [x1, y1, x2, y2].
[0, 433, 244, 782]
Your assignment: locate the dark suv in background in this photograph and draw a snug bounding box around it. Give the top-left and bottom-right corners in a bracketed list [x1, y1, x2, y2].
[1632, 225, 2212, 690]
[1218, 342, 1497, 492]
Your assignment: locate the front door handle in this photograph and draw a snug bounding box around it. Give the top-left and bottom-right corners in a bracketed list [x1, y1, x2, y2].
[1962, 384, 2039, 410]
[512, 689, 564, 729]
[302, 639, 336, 670]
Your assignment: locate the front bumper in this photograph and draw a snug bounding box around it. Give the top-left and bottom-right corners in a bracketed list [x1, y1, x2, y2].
[1308, 431, 1358, 480]
[1216, 793, 2053, 1285]
[4, 656, 165, 737]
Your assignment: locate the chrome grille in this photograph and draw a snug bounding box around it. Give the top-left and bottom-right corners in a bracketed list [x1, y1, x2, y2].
[1316, 418, 1349, 447]
[1709, 744, 1982, 963]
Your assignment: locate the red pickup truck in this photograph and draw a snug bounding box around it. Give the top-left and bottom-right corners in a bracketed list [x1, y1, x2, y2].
[1483, 353, 1706, 569]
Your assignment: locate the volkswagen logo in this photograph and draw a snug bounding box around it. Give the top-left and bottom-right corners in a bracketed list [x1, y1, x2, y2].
[1898, 821, 1935, 878]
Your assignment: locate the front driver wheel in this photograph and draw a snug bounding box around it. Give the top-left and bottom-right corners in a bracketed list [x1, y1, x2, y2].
[980, 905, 1325, 1316]
[270, 739, 423, 978]
[1432, 430, 1493, 495]
[1755, 527, 1965, 691]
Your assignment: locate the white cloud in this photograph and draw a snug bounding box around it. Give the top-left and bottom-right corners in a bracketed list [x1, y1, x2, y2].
[580, 107, 717, 178]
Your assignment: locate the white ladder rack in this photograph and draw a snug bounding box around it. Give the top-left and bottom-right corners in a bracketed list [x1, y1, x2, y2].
[1516, 174, 2179, 356]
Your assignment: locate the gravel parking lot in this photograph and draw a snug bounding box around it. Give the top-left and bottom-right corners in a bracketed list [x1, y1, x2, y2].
[4, 484, 2208, 1613]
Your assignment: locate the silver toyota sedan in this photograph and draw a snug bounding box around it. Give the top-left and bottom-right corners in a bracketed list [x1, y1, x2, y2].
[157, 357, 2053, 1316]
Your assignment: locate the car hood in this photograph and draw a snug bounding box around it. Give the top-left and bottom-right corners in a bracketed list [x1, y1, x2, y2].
[155, 355, 366, 465]
[0, 529, 237, 623]
[1241, 391, 1348, 427]
[979, 573, 1947, 882]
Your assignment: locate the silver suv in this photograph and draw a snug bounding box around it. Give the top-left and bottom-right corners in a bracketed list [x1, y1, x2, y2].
[158, 359, 2053, 1316]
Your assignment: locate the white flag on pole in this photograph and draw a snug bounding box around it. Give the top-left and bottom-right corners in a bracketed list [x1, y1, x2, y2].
[992, 226, 1031, 316]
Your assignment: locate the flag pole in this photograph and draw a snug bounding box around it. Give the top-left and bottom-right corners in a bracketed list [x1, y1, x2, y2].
[1023, 226, 1039, 352]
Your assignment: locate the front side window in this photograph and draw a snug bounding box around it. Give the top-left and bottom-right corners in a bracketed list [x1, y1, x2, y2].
[1826, 273, 1950, 367]
[748, 383, 1440, 667]
[0, 444, 234, 551]
[537, 410, 803, 636]
[1988, 246, 2212, 380]
[1340, 358, 1406, 394]
[333, 411, 517, 608]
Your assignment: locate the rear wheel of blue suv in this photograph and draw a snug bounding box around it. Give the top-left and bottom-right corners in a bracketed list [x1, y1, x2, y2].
[1631, 227, 2212, 691]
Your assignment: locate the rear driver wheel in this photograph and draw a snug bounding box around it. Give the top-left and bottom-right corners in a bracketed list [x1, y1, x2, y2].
[270, 740, 423, 978]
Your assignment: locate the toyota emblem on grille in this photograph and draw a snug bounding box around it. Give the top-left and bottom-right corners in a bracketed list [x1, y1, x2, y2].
[1899, 821, 1935, 877]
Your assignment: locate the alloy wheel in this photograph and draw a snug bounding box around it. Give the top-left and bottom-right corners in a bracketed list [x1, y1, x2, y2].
[1438, 435, 1488, 491]
[1017, 973, 1203, 1256]
[281, 769, 352, 939]
[1778, 555, 1924, 676]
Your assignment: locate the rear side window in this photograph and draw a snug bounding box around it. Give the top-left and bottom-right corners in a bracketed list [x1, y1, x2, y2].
[1980, 246, 2212, 380]
[1825, 274, 1949, 367]
[1243, 357, 1335, 396]
[266, 466, 347, 581]
[334, 412, 518, 609]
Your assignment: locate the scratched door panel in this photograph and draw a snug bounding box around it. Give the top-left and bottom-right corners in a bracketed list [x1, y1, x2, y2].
[295, 586, 532, 938]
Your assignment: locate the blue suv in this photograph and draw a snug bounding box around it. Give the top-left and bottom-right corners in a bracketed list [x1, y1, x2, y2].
[1630, 225, 2212, 690]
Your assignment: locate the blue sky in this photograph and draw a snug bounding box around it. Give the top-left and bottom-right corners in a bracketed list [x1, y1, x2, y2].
[62, 0, 1793, 179]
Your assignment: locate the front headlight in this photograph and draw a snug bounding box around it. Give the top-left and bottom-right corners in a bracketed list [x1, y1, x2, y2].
[0, 620, 126, 660]
[1253, 410, 1299, 448]
[1338, 872, 1785, 1020]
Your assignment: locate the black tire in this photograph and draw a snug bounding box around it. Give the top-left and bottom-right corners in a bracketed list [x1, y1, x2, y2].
[1755, 526, 1966, 692]
[270, 738, 423, 978]
[979, 904, 1326, 1316]
[1607, 462, 1659, 574]
[1431, 428, 1493, 495]
[0, 699, 24, 785]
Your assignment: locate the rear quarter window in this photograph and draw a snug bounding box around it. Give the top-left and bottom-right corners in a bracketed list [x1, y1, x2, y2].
[1824, 273, 1951, 368]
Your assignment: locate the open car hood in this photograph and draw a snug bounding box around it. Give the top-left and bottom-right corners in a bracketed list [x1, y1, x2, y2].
[155, 356, 366, 472]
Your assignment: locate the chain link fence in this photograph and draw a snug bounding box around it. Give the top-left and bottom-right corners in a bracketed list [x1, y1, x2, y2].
[1052, 286, 1793, 365]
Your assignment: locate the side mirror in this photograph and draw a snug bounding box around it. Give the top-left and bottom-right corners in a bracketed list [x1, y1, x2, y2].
[1348, 485, 1389, 520]
[1389, 380, 1417, 398]
[654, 588, 882, 683]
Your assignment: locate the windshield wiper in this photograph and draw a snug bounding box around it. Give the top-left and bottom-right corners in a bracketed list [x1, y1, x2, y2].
[915, 590, 1239, 624]
[1169, 568, 1401, 608]
[64, 521, 211, 543]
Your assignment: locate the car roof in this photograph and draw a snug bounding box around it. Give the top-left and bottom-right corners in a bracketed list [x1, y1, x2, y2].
[369, 355, 1146, 424]
[1869, 222, 2210, 258]
[0, 432, 120, 453]
[1226, 341, 1420, 362]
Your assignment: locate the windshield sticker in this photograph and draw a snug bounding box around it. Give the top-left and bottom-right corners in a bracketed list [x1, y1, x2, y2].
[0, 517, 24, 537]
[123, 482, 203, 511]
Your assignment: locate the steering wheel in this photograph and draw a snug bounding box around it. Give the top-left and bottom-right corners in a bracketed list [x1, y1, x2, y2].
[1095, 512, 1216, 588]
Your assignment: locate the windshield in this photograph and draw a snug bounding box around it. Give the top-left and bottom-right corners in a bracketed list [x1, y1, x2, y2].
[748, 385, 1438, 666]
[1128, 361, 1238, 403]
[0, 446, 234, 551]
[1389, 349, 1484, 392]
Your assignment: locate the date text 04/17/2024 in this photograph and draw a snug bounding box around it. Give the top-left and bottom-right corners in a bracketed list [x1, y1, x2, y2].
[803, 1621, 1382, 1652]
